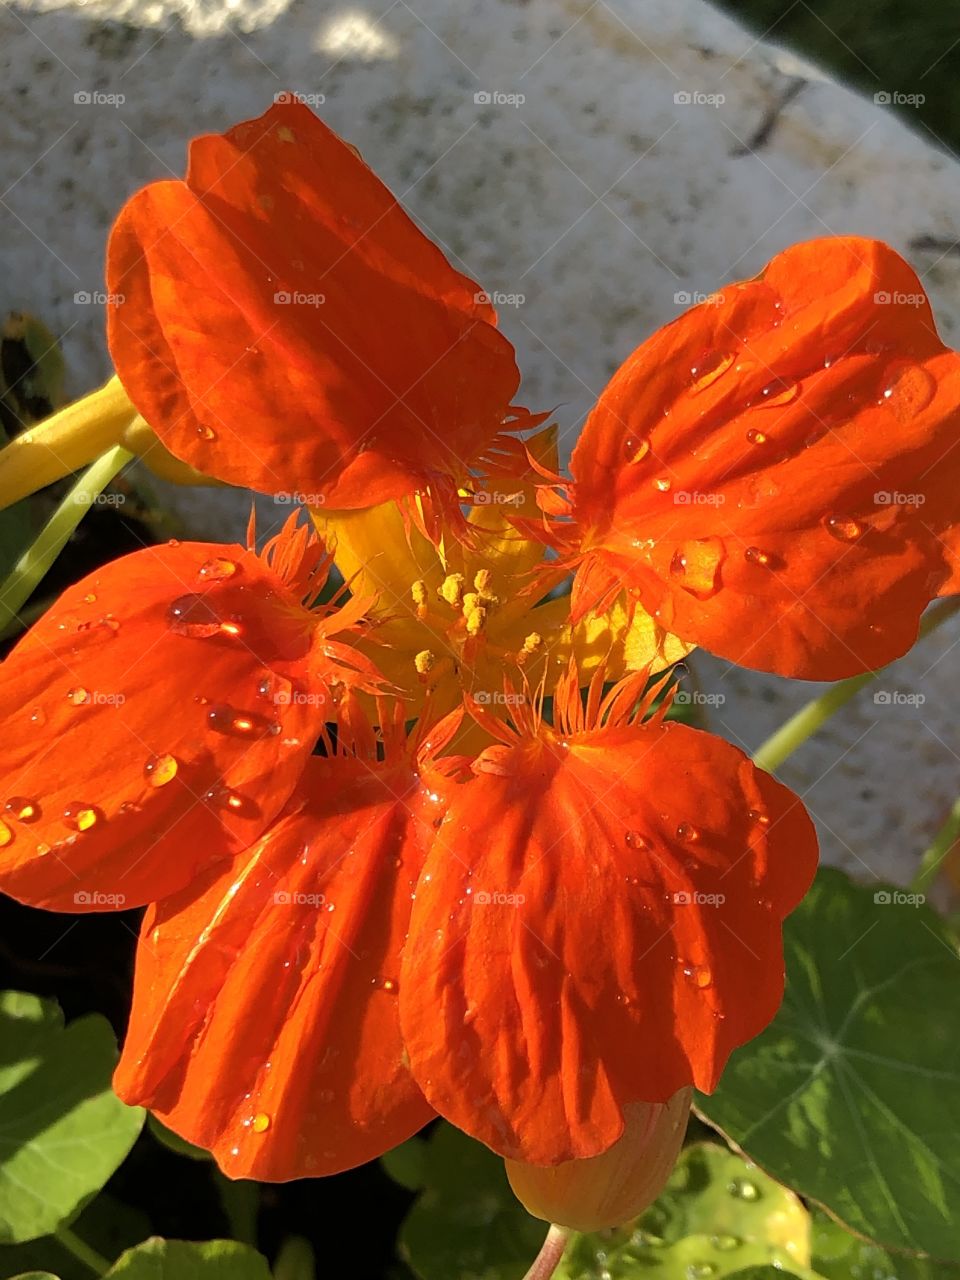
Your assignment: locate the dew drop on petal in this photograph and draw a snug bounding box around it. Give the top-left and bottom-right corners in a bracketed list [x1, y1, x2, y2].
[744, 546, 773, 568]
[623, 435, 651, 464]
[67, 686, 90, 705]
[195, 425, 217, 441]
[676, 822, 700, 842]
[670, 551, 687, 578]
[252, 1112, 271, 1133]
[0, 819, 13, 847]
[198, 557, 238, 582]
[625, 830, 651, 851]
[690, 351, 735, 393]
[6, 796, 40, 823]
[686, 1262, 718, 1278]
[728, 1177, 760, 1201]
[654, 476, 672, 493]
[167, 594, 223, 638]
[880, 363, 936, 422]
[823, 514, 864, 542]
[748, 808, 770, 827]
[758, 377, 799, 408]
[206, 705, 278, 739]
[745, 428, 767, 445]
[63, 802, 101, 832]
[144, 753, 178, 787]
[29, 707, 46, 726]
[36, 842, 52, 857]
[83, 592, 97, 604]
[694, 966, 712, 988]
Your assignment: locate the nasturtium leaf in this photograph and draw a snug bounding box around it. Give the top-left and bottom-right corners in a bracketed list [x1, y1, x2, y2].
[0, 1194, 151, 1280]
[9, 1273, 60, 1279]
[399, 1123, 545, 1280]
[104, 1238, 272, 1278]
[557, 1143, 813, 1279]
[696, 868, 960, 1260]
[380, 1135, 429, 1191]
[147, 1114, 211, 1161]
[726, 1271, 803, 1279]
[811, 1210, 960, 1280]
[0, 991, 144, 1243]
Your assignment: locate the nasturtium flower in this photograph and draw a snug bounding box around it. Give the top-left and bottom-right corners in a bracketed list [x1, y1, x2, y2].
[0, 99, 956, 1201]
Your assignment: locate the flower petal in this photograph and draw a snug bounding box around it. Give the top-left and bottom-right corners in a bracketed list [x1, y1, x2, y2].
[0, 533, 356, 911]
[107, 101, 521, 509]
[114, 755, 438, 1180]
[570, 238, 960, 678]
[400, 714, 817, 1163]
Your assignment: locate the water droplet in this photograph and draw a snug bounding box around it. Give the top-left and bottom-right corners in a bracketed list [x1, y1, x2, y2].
[670, 537, 725, 600]
[198, 557, 238, 581]
[746, 427, 767, 444]
[29, 707, 46, 726]
[823, 514, 864, 542]
[748, 808, 770, 827]
[0, 819, 13, 847]
[251, 1112, 271, 1133]
[693, 966, 712, 988]
[728, 1176, 760, 1201]
[686, 1263, 718, 1279]
[676, 822, 699, 842]
[167, 594, 225, 638]
[881, 363, 936, 422]
[67, 686, 90, 705]
[670, 550, 687, 578]
[623, 435, 651, 464]
[757, 377, 799, 408]
[372, 976, 399, 993]
[204, 785, 246, 812]
[744, 546, 774, 568]
[6, 797, 40, 823]
[711, 1234, 740, 1251]
[83, 592, 97, 604]
[195, 424, 217, 440]
[63, 802, 101, 832]
[36, 841, 52, 856]
[144, 753, 178, 787]
[690, 351, 735, 393]
[654, 476, 672, 492]
[625, 831, 651, 851]
[206, 705, 278, 739]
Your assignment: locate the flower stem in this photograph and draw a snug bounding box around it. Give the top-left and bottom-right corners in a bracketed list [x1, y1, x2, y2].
[752, 597, 960, 774]
[214, 1170, 260, 1247]
[522, 1224, 570, 1280]
[0, 443, 132, 636]
[55, 1224, 111, 1275]
[911, 797, 960, 895]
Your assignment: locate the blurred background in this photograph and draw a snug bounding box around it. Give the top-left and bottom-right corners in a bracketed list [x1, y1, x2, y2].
[1, 1, 959, 1273]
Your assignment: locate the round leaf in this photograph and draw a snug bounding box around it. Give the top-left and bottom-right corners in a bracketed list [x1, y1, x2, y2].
[696, 868, 960, 1260]
[105, 1238, 272, 1279]
[0, 991, 144, 1243]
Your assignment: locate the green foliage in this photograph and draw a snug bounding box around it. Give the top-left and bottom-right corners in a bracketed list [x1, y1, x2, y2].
[0, 992, 144, 1244]
[105, 1238, 272, 1279]
[697, 868, 960, 1260]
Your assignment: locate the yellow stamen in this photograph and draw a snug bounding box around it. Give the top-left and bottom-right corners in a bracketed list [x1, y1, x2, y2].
[411, 579, 429, 620]
[439, 573, 465, 608]
[464, 600, 487, 637]
[414, 649, 436, 675]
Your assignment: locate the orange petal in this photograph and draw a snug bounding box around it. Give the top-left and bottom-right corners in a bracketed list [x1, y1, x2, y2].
[399, 706, 817, 1164]
[570, 238, 960, 678]
[0, 529, 363, 911]
[114, 754, 440, 1180]
[107, 101, 520, 510]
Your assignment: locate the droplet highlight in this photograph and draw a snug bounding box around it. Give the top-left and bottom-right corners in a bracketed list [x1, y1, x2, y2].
[144, 753, 178, 788]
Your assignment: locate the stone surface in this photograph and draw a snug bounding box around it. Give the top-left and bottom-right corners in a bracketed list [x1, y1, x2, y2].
[2, 0, 959, 889]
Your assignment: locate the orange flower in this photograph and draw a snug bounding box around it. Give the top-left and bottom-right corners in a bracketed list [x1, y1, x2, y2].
[1, 101, 956, 1192]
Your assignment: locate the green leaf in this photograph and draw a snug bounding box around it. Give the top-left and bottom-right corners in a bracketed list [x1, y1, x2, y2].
[557, 1143, 814, 1279]
[104, 1238, 272, 1279]
[8, 1273, 61, 1279]
[0, 1194, 150, 1280]
[147, 1114, 211, 1162]
[696, 867, 960, 1260]
[381, 1135, 429, 1191]
[399, 1124, 545, 1280]
[0, 991, 145, 1243]
[811, 1210, 960, 1280]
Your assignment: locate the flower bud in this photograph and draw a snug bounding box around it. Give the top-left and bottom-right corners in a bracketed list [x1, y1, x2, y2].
[505, 1086, 692, 1232]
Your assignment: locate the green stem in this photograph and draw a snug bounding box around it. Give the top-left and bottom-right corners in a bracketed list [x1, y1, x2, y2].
[214, 1170, 260, 1248]
[55, 1224, 111, 1276]
[522, 1224, 570, 1280]
[911, 797, 960, 895]
[0, 443, 132, 636]
[273, 1235, 316, 1280]
[752, 597, 960, 773]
